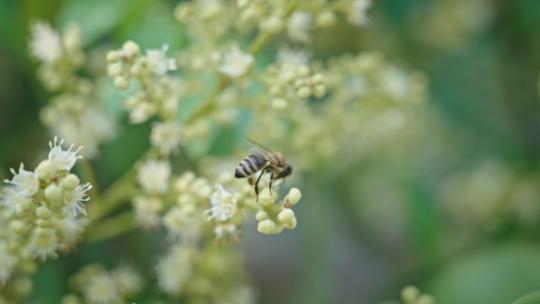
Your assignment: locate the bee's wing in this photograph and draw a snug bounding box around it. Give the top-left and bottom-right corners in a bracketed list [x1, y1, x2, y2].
[244, 138, 282, 166]
[243, 138, 274, 154]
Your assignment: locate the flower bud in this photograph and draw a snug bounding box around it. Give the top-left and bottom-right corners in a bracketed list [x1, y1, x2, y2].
[317, 11, 336, 27]
[10, 220, 26, 234]
[278, 208, 295, 224]
[106, 50, 119, 62]
[35, 160, 56, 181]
[36, 218, 53, 228]
[314, 85, 326, 98]
[296, 86, 311, 99]
[61, 174, 80, 190]
[417, 295, 434, 304]
[44, 184, 63, 205]
[257, 219, 277, 234]
[122, 40, 140, 57]
[401, 286, 419, 302]
[258, 188, 276, 206]
[285, 188, 302, 205]
[107, 62, 123, 76]
[255, 210, 269, 221]
[36, 206, 52, 219]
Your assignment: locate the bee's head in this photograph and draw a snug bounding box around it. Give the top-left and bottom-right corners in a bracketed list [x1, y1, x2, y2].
[278, 164, 293, 179]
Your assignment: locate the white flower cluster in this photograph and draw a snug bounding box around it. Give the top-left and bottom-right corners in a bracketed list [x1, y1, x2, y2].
[255, 187, 302, 234]
[63, 264, 143, 304]
[0, 138, 90, 289]
[29, 22, 85, 91]
[262, 61, 327, 109]
[30, 21, 116, 158]
[106, 41, 180, 123]
[440, 161, 540, 231]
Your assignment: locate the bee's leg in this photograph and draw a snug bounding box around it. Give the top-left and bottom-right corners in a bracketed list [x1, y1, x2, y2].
[254, 170, 265, 199]
[268, 172, 274, 195]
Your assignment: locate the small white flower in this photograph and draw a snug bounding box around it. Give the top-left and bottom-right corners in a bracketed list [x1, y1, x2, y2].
[56, 214, 87, 243]
[29, 228, 59, 260]
[348, 0, 372, 26]
[4, 163, 39, 197]
[156, 246, 192, 295]
[64, 182, 92, 216]
[207, 185, 237, 222]
[150, 122, 182, 155]
[133, 196, 162, 228]
[137, 160, 171, 194]
[29, 21, 62, 63]
[48, 137, 83, 171]
[218, 46, 254, 78]
[146, 44, 177, 76]
[287, 11, 312, 43]
[112, 265, 143, 295]
[84, 273, 120, 304]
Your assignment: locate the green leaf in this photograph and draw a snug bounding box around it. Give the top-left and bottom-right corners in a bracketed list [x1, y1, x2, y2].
[58, 0, 131, 45]
[514, 291, 540, 304]
[428, 243, 540, 304]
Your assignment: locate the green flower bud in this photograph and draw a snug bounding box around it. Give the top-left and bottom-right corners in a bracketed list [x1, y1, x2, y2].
[401, 286, 420, 302]
[44, 184, 63, 204]
[314, 85, 326, 98]
[296, 86, 312, 99]
[417, 295, 434, 304]
[61, 174, 80, 190]
[10, 220, 26, 234]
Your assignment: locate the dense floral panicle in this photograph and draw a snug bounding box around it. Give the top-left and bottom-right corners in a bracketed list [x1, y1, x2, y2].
[107, 40, 181, 123]
[0, 138, 90, 291]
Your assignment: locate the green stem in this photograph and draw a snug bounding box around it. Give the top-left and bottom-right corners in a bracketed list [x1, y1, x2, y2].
[84, 211, 138, 242]
[80, 159, 99, 197]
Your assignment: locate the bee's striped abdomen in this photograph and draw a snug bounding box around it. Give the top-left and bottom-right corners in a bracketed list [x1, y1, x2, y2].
[235, 154, 266, 178]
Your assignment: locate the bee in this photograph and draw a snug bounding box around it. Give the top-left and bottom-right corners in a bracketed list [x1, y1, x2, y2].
[235, 139, 293, 197]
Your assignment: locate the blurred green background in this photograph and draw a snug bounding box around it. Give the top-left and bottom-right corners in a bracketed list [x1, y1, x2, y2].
[3, 0, 540, 303]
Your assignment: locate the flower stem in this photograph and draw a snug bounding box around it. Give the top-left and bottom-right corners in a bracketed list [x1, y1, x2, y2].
[84, 211, 138, 242]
